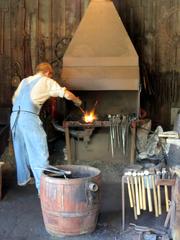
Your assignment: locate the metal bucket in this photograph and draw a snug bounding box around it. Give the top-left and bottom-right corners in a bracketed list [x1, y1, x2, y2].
[40, 165, 101, 237]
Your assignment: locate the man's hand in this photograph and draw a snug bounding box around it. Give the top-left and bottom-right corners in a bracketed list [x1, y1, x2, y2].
[64, 89, 82, 107]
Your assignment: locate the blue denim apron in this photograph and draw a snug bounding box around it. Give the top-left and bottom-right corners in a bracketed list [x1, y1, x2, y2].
[10, 76, 49, 192]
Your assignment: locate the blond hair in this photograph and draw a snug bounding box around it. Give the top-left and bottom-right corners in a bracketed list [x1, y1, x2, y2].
[35, 62, 53, 75]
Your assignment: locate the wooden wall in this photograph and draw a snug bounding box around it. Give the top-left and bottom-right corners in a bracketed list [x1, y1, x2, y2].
[0, 0, 90, 107]
[114, 0, 180, 128]
[0, 0, 179, 128]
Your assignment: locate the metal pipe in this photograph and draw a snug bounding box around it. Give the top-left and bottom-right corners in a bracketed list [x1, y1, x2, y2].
[122, 175, 126, 230]
[108, 114, 114, 157]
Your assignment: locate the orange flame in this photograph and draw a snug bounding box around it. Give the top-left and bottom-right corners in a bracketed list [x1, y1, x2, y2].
[83, 110, 97, 123]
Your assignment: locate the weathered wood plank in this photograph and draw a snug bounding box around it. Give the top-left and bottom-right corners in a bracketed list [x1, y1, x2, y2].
[51, 0, 62, 64]
[0, 1, 13, 105]
[24, 0, 38, 73]
[38, 0, 52, 62]
[65, 0, 78, 36]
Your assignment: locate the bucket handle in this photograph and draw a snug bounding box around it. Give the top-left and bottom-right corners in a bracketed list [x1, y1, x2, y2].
[86, 181, 99, 206]
[88, 182, 99, 192]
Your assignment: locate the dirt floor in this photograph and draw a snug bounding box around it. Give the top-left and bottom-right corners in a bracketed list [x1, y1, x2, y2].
[0, 134, 170, 240]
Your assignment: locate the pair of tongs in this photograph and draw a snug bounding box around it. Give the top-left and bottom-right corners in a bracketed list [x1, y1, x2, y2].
[36, 165, 71, 177]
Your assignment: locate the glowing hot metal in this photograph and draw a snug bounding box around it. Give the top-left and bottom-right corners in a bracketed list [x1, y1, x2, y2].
[83, 111, 97, 123]
[81, 100, 98, 123]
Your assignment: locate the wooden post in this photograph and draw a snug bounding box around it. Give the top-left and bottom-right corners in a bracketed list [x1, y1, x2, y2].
[65, 126, 72, 164]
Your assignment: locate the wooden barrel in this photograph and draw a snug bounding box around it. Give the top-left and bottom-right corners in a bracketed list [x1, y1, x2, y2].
[40, 165, 101, 237]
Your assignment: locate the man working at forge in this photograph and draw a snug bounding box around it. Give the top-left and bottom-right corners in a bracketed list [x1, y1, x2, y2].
[10, 62, 82, 194]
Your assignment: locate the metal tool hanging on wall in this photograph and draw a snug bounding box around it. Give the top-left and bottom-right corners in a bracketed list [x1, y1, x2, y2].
[108, 113, 137, 157]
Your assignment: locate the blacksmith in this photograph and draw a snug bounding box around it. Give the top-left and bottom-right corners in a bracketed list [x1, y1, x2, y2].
[10, 62, 82, 193]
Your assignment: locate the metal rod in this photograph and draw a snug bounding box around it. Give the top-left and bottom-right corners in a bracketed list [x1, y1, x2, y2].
[122, 175, 125, 230]
[79, 106, 85, 114]
[65, 126, 72, 164]
[108, 115, 114, 157]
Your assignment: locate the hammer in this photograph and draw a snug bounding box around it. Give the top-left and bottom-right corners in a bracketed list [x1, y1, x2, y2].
[144, 170, 153, 212]
[162, 168, 169, 212]
[151, 173, 159, 217]
[137, 172, 143, 210]
[140, 171, 146, 210]
[156, 170, 162, 215]
[125, 172, 133, 208]
[129, 172, 138, 220]
[133, 171, 140, 215]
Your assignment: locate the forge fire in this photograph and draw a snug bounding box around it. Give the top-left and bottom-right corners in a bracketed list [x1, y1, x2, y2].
[83, 110, 97, 123]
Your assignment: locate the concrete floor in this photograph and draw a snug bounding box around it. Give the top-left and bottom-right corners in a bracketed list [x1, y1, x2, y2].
[0, 134, 169, 240]
[0, 168, 168, 240]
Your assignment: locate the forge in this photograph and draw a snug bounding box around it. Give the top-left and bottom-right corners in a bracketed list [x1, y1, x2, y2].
[54, 0, 140, 163]
[61, 0, 140, 115]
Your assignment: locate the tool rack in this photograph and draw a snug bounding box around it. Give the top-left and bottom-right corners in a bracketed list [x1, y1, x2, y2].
[122, 173, 176, 231]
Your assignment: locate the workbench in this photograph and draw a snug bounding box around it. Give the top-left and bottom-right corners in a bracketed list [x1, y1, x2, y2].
[62, 120, 136, 164]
